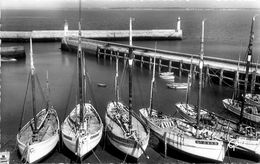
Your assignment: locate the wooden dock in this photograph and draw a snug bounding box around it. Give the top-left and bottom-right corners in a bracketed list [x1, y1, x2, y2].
[61, 37, 260, 89]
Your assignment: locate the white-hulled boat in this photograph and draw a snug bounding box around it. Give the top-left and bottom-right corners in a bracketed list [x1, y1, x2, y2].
[160, 72, 175, 82]
[140, 25, 226, 162]
[105, 17, 150, 159]
[17, 38, 60, 163]
[62, 103, 103, 158]
[17, 108, 60, 163]
[139, 108, 226, 162]
[222, 99, 260, 123]
[167, 82, 190, 89]
[106, 102, 150, 158]
[61, 4, 103, 159]
[159, 72, 174, 77]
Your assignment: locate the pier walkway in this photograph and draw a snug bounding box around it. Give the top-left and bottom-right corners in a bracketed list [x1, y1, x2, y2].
[61, 37, 260, 89]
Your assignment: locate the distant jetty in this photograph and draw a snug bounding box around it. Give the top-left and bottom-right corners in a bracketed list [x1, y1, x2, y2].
[0, 18, 182, 42]
[1, 46, 26, 59]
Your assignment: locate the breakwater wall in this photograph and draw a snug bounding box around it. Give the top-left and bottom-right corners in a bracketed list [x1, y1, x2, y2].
[1, 46, 26, 59]
[1, 18, 183, 42]
[1, 29, 182, 42]
[61, 37, 260, 90]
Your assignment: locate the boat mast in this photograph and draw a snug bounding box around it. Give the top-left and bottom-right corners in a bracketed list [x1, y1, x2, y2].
[251, 56, 259, 94]
[46, 71, 50, 110]
[185, 56, 193, 107]
[29, 38, 37, 134]
[239, 16, 256, 125]
[128, 17, 133, 131]
[0, 9, 2, 148]
[149, 43, 156, 116]
[233, 55, 241, 101]
[115, 53, 119, 102]
[78, 0, 84, 125]
[196, 20, 205, 138]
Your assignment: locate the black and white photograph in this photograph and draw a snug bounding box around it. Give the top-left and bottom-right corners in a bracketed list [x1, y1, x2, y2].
[0, 0, 260, 163]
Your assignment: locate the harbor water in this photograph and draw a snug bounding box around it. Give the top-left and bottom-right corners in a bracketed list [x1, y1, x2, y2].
[2, 9, 260, 163]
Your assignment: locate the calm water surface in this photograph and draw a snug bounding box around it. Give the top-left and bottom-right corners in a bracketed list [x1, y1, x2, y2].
[2, 9, 260, 163]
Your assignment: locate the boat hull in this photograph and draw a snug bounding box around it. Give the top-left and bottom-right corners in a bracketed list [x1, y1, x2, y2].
[61, 103, 103, 158]
[139, 108, 226, 162]
[227, 136, 260, 160]
[105, 101, 149, 159]
[17, 108, 60, 163]
[223, 99, 260, 123]
[175, 103, 196, 123]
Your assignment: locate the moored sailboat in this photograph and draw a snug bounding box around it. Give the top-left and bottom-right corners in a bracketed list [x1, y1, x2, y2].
[140, 21, 226, 162]
[175, 31, 213, 125]
[222, 15, 260, 124]
[61, 0, 103, 159]
[105, 17, 150, 159]
[16, 38, 60, 163]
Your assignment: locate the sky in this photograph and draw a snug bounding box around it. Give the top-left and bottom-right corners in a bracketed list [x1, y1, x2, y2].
[1, 0, 260, 9]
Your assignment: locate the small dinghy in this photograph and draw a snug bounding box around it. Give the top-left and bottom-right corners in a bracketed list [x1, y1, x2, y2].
[97, 83, 107, 87]
[159, 72, 175, 81]
[167, 83, 189, 89]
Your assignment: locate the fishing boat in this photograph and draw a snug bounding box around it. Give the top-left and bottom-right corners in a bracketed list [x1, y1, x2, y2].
[140, 108, 226, 162]
[140, 22, 226, 162]
[175, 35, 210, 124]
[61, 0, 103, 159]
[105, 17, 150, 159]
[16, 38, 60, 163]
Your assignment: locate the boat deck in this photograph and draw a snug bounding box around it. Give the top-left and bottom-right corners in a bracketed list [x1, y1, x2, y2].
[63, 104, 101, 136]
[107, 102, 148, 141]
[18, 109, 58, 145]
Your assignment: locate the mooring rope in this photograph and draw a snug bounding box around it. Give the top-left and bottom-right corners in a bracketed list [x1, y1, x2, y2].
[134, 69, 145, 107]
[18, 73, 31, 132]
[119, 60, 127, 101]
[63, 62, 77, 121]
[84, 56, 98, 109]
[91, 149, 102, 163]
[122, 154, 128, 163]
[35, 74, 47, 106]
